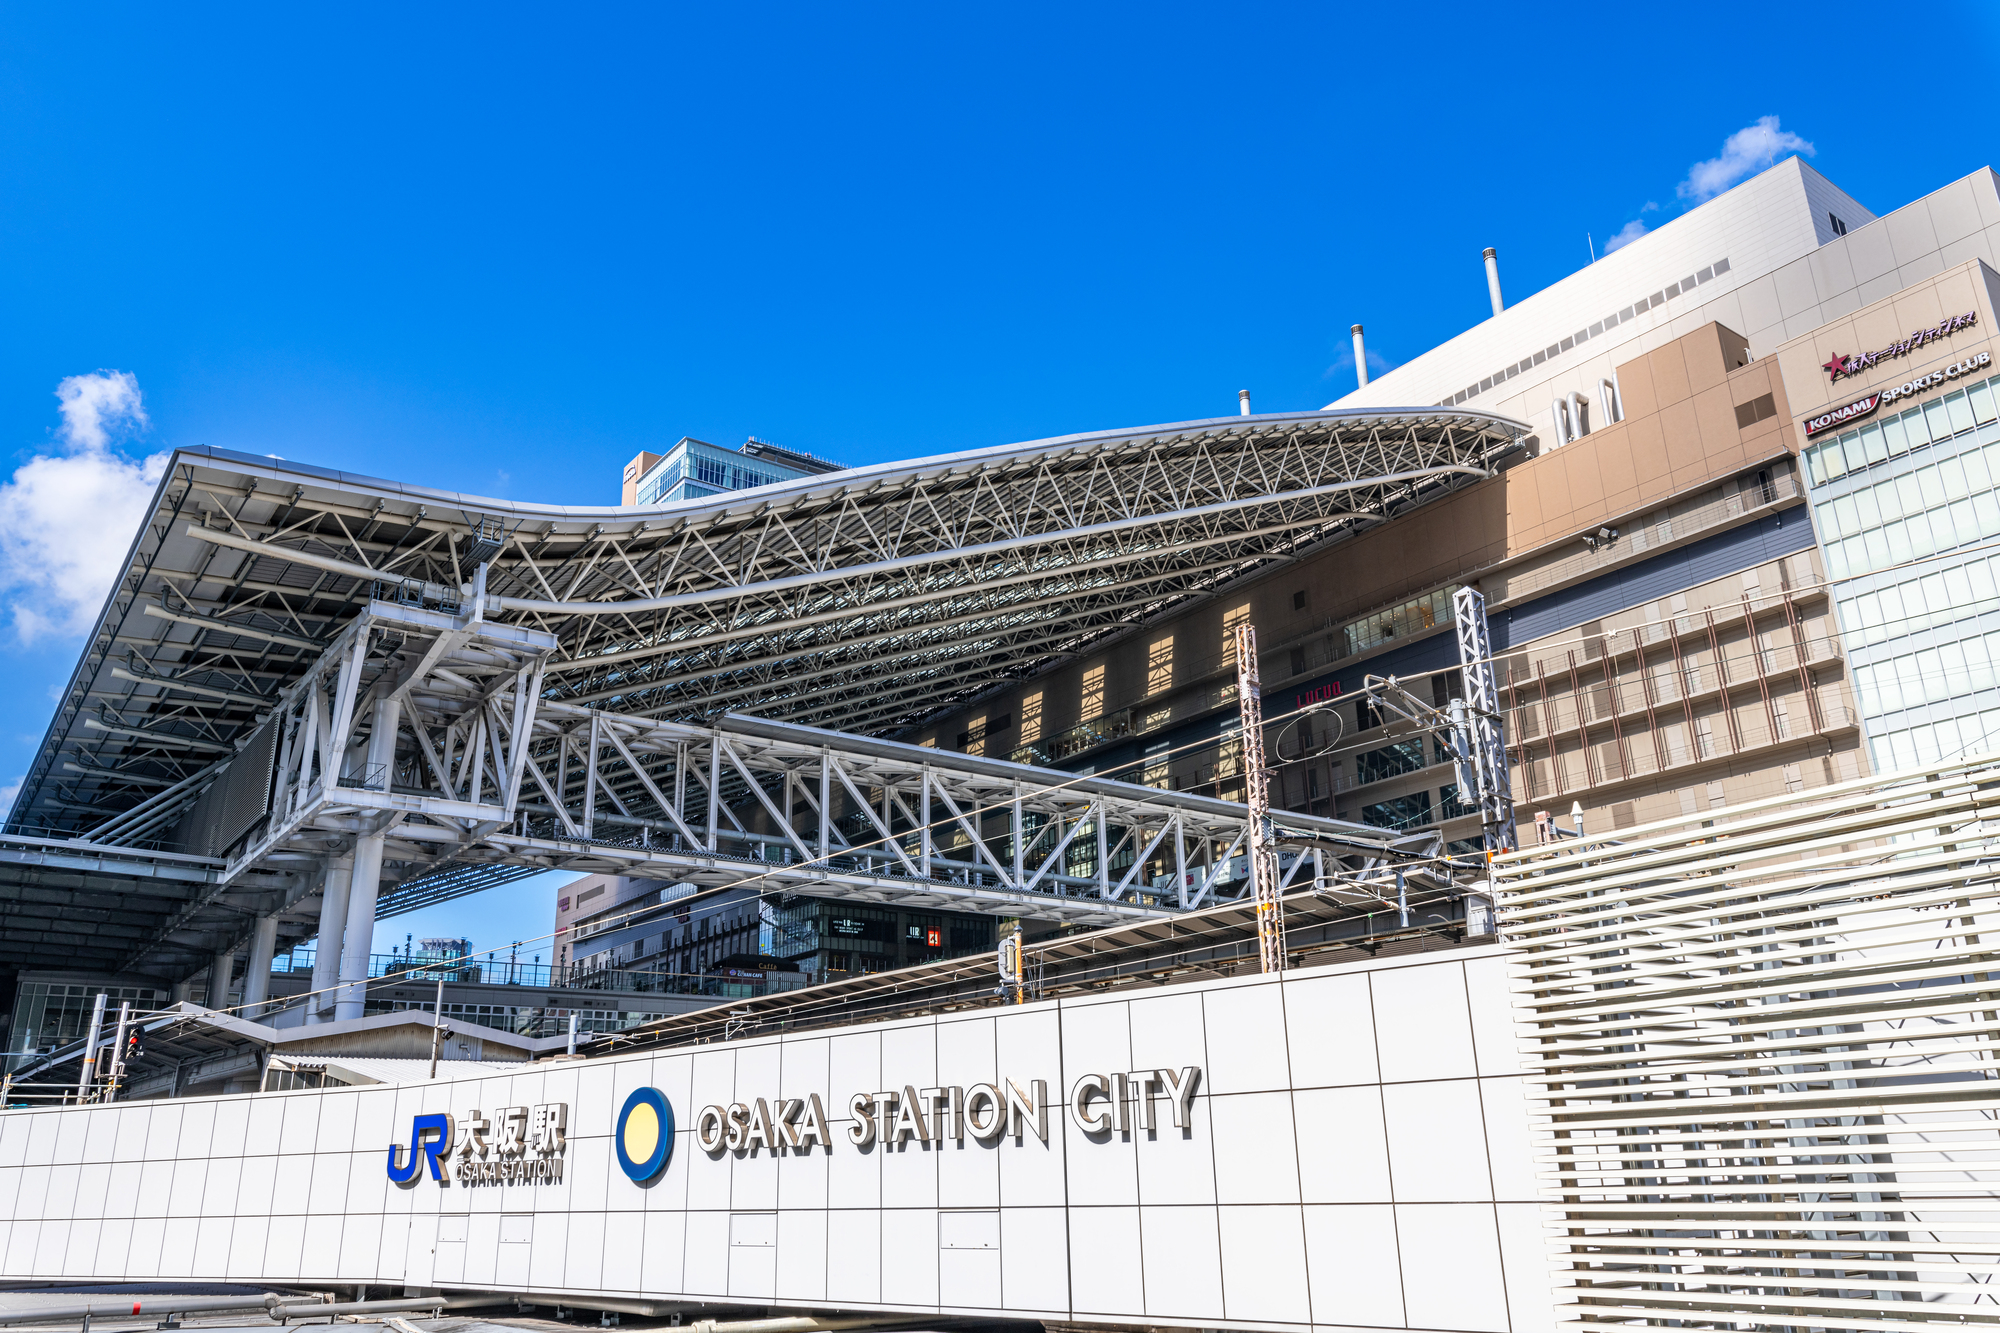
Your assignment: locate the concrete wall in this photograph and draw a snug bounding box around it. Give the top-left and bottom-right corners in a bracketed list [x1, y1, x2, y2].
[0, 946, 1552, 1333]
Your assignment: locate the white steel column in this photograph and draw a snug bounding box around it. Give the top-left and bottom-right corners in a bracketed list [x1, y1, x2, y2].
[241, 915, 279, 1017]
[335, 693, 402, 1021]
[309, 853, 355, 1024]
[1234, 622, 1284, 972]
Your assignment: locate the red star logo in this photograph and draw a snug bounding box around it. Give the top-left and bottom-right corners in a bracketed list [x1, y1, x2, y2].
[1823, 353, 1849, 379]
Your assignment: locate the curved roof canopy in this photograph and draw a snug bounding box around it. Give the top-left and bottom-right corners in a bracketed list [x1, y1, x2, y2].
[11, 406, 1525, 848]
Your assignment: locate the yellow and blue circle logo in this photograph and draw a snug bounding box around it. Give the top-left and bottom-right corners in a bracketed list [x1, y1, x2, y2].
[615, 1087, 674, 1183]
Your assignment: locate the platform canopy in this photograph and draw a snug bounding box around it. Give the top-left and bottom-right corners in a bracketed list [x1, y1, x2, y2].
[1, 406, 1525, 980]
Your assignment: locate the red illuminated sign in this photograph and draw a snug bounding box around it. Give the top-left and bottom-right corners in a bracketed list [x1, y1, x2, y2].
[926, 929, 942, 948]
[1295, 681, 1343, 709]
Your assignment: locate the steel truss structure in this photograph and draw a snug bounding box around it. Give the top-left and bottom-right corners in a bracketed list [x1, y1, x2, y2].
[4, 406, 1524, 983]
[1496, 754, 2000, 1333]
[233, 596, 1407, 928]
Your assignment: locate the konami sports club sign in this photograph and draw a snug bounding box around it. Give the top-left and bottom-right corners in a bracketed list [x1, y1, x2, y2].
[386, 1066, 1202, 1187]
[1803, 350, 1994, 438]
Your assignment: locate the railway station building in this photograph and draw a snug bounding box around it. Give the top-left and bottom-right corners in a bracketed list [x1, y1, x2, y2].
[5, 158, 2000, 1333]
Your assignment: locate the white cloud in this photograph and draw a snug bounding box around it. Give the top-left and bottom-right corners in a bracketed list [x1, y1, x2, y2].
[1322, 345, 1397, 382]
[1678, 116, 1814, 204]
[0, 371, 167, 643]
[1603, 219, 1649, 254]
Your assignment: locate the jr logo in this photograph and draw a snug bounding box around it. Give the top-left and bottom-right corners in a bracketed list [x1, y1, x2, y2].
[386, 1103, 570, 1186]
[387, 1113, 455, 1185]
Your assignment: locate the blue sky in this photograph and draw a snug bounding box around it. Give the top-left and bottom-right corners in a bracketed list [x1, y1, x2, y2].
[1, 1, 1996, 953]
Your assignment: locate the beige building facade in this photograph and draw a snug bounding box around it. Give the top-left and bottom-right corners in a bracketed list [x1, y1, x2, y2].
[913, 319, 1855, 854]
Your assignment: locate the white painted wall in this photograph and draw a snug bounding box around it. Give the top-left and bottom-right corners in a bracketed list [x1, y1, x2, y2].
[0, 946, 1551, 1333]
[1330, 159, 2000, 448]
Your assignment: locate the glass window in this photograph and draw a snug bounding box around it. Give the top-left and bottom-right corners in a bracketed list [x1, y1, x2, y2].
[1942, 639, 1972, 698]
[1944, 561, 1976, 611]
[1970, 378, 1998, 425]
[1874, 477, 1901, 524]
[1925, 398, 1956, 443]
[1877, 582, 1906, 632]
[1964, 442, 1994, 493]
[1821, 440, 1848, 481]
[1852, 536, 1878, 581]
[1355, 739, 1430, 785]
[1920, 571, 1949, 625]
[1361, 791, 1433, 831]
[1948, 389, 1976, 436]
[1828, 495, 1855, 540]
[1880, 656, 1912, 716]
[1807, 446, 1829, 486]
[1915, 649, 1946, 709]
[1883, 412, 1911, 456]
[1971, 557, 2000, 607]
[1859, 422, 1888, 466]
[1888, 720, 1920, 764]
[1896, 473, 1924, 516]
[1917, 466, 1947, 509]
[1940, 456, 1971, 501]
[1911, 513, 1942, 563]
[1855, 483, 1882, 529]
[1885, 518, 1913, 566]
[1855, 661, 1881, 714]
[1950, 497, 1979, 548]
[1864, 527, 1891, 573]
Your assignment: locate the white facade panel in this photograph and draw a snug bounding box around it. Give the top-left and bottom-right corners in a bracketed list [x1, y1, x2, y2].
[1293, 1086, 1391, 1204]
[771, 1207, 826, 1303]
[1367, 961, 1476, 1083]
[1302, 1203, 1405, 1328]
[822, 1206, 880, 1305]
[1067, 1204, 1142, 1316]
[1395, 1204, 1509, 1333]
[0, 946, 1544, 1333]
[1379, 1079, 1491, 1203]
[1217, 1204, 1311, 1324]
[878, 1207, 939, 1307]
[1139, 1203, 1224, 1322]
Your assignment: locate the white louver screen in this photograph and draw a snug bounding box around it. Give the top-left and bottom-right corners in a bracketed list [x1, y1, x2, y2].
[1494, 756, 2000, 1333]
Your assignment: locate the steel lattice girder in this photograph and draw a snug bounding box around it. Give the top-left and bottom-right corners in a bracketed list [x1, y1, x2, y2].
[235, 599, 1406, 927]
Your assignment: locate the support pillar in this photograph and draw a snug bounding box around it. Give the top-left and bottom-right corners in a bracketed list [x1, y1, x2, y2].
[209, 947, 237, 1010]
[335, 694, 401, 1022]
[242, 915, 280, 1018]
[309, 853, 354, 1024]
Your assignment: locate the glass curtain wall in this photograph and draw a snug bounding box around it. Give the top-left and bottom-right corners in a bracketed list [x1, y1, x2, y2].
[1802, 371, 2000, 768]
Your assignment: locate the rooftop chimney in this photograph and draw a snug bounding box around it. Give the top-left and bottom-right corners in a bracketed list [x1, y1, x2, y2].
[1351, 324, 1369, 390]
[1238, 389, 1252, 416]
[1483, 247, 1504, 316]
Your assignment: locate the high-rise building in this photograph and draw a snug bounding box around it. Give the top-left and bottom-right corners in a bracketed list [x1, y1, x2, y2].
[621, 435, 844, 505]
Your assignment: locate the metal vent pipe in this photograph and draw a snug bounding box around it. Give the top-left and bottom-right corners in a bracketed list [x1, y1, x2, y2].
[1238, 389, 1251, 416]
[1483, 247, 1504, 316]
[1351, 324, 1369, 389]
